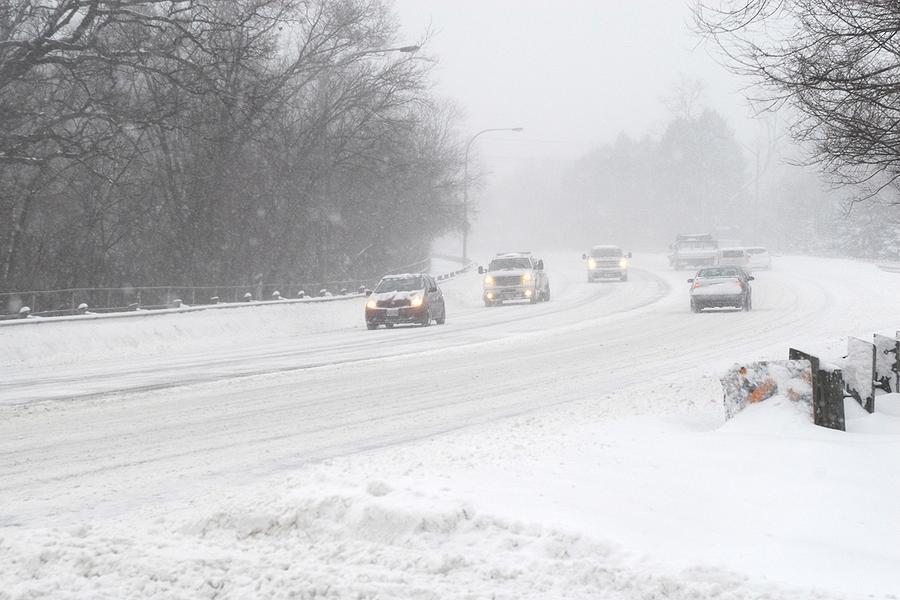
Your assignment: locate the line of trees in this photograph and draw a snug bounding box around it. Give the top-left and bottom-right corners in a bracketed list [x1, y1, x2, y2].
[477, 107, 750, 252]
[0, 0, 462, 294]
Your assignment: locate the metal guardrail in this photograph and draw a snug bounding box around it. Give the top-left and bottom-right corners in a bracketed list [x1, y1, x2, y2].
[876, 262, 900, 273]
[0, 257, 475, 325]
[0, 256, 441, 320]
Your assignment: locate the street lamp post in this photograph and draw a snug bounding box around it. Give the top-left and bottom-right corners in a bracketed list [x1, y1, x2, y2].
[462, 127, 523, 260]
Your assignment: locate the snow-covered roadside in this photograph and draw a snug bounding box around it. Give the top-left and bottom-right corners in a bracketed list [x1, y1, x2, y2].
[4, 379, 896, 599]
[0, 297, 366, 368]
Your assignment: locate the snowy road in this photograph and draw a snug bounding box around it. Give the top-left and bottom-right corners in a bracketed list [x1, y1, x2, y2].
[2, 253, 899, 599]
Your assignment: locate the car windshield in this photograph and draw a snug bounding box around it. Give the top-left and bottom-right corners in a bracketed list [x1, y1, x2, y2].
[489, 258, 532, 270]
[374, 276, 423, 293]
[697, 267, 740, 278]
[721, 250, 744, 257]
[591, 247, 622, 257]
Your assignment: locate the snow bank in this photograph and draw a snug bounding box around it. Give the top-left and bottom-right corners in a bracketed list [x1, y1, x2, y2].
[0, 476, 855, 600]
[0, 298, 363, 369]
[3, 395, 895, 599]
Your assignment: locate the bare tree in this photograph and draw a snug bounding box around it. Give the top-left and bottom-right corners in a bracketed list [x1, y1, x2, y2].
[0, 0, 463, 295]
[694, 0, 900, 197]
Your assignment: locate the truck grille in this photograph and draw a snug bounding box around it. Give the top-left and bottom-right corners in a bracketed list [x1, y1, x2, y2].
[494, 275, 523, 286]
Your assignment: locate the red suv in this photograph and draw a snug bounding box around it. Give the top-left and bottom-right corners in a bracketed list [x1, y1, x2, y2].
[365, 273, 446, 329]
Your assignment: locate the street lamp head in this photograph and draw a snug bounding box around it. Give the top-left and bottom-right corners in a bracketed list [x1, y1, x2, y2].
[397, 45, 421, 53]
[511, 127, 524, 132]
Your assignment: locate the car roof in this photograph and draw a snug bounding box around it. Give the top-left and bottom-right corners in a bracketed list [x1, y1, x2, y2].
[590, 244, 621, 250]
[719, 247, 747, 252]
[492, 252, 532, 258]
[697, 266, 742, 276]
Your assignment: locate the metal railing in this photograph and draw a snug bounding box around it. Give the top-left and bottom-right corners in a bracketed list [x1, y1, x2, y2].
[0, 256, 468, 321]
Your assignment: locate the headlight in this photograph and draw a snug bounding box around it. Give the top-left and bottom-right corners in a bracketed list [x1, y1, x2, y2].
[521, 272, 533, 282]
[619, 258, 628, 269]
[366, 298, 377, 309]
[484, 275, 495, 286]
[410, 295, 424, 308]
[588, 258, 597, 269]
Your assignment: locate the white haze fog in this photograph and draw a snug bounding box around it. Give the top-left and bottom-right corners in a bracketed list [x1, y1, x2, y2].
[394, 1, 854, 257]
[4, 3, 900, 599]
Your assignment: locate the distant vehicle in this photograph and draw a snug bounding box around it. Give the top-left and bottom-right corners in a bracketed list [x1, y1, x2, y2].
[478, 252, 550, 306]
[365, 273, 446, 329]
[669, 233, 718, 270]
[745, 246, 772, 270]
[582, 245, 631, 282]
[688, 266, 754, 312]
[716, 247, 750, 269]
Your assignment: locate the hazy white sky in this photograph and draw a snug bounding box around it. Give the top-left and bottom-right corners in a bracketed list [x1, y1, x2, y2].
[393, 1, 760, 175]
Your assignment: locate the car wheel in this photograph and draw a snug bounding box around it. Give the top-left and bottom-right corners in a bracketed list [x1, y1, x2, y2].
[436, 305, 446, 324]
[543, 287, 551, 302]
[620, 273, 628, 282]
[366, 322, 378, 330]
[421, 309, 431, 326]
[384, 323, 394, 329]
[530, 293, 539, 304]
[744, 295, 752, 311]
[691, 299, 701, 313]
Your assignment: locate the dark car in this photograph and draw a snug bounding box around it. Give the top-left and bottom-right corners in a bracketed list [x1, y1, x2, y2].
[688, 266, 754, 312]
[365, 273, 446, 329]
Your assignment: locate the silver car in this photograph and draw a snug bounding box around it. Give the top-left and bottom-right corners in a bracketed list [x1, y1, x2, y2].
[688, 266, 754, 312]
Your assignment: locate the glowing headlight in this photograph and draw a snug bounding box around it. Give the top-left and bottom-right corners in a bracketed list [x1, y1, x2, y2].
[484, 275, 495, 286]
[619, 258, 628, 269]
[366, 298, 377, 309]
[588, 258, 597, 269]
[410, 295, 424, 308]
[521, 272, 533, 282]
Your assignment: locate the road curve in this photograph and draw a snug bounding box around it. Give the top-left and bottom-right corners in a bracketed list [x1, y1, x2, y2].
[1, 253, 898, 526]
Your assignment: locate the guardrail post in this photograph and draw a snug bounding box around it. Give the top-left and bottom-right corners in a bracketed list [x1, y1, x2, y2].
[790, 348, 845, 431]
[818, 368, 846, 431]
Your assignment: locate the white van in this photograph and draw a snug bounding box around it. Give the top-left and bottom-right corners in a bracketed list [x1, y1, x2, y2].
[745, 246, 772, 270]
[716, 247, 750, 269]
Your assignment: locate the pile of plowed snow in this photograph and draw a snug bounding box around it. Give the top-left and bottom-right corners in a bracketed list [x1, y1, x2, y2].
[0, 299, 364, 368]
[3, 388, 897, 599]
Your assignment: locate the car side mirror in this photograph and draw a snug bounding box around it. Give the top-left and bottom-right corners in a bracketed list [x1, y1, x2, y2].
[748, 276, 755, 281]
[478, 266, 485, 275]
[364, 289, 373, 296]
[627, 252, 633, 259]
[687, 278, 694, 283]
[537, 260, 544, 270]
[582, 253, 588, 260]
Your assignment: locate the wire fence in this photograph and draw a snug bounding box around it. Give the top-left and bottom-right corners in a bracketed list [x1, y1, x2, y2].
[1, 257, 439, 320]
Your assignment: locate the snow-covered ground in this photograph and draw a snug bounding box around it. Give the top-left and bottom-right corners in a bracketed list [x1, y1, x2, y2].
[1, 254, 899, 599]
